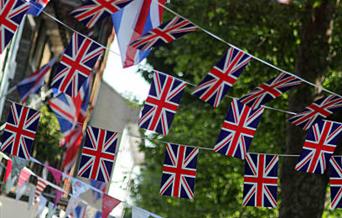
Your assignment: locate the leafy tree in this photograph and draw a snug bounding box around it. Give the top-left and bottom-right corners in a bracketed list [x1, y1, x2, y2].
[131, 0, 342, 217]
[33, 105, 64, 167]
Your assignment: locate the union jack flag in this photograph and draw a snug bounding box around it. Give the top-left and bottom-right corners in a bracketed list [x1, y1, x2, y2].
[71, 0, 133, 29]
[160, 143, 199, 199]
[138, 71, 187, 136]
[239, 73, 302, 109]
[1, 103, 40, 160]
[62, 126, 83, 173]
[75, 76, 92, 124]
[48, 93, 81, 136]
[289, 95, 342, 130]
[27, 0, 49, 16]
[0, 0, 30, 54]
[214, 99, 264, 160]
[130, 16, 197, 50]
[51, 33, 104, 97]
[77, 126, 118, 182]
[295, 120, 342, 174]
[192, 48, 251, 108]
[17, 57, 57, 103]
[112, 0, 166, 68]
[329, 156, 342, 209]
[243, 153, 278, 208]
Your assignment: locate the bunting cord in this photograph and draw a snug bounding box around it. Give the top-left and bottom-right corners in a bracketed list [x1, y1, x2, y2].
[1, 97, 306, 158]
[0, 0, 338, 174]
[1, 1, 338, 213]
[0, 152, 119, 213]
[153, 70, 298, 115]
[127, 134, 305, 157]
[156, 1, 342, 98]
[8, 0, 335, 121]
[21, 0, 342, 99]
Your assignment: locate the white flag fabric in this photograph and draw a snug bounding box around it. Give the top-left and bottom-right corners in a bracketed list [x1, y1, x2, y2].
[16, 182, 28, 200]
[132, 206, 163, 218]
[36, 196, 47, 217]
[47, 202, 57, 218]
[64, 197, 80, 217]
[71, 179, 89, 197]
[5, 175, 16, 194]
[26, 184, 36, 209]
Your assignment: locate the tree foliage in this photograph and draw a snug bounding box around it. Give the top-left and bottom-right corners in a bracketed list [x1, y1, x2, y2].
[131, 0, 341, 217]
[33, 105, 64, 166]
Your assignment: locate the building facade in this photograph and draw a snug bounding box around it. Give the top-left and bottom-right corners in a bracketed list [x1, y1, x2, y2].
[0, 0, 141, 217]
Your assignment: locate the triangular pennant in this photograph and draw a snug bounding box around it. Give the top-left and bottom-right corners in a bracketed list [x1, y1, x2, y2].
[47, 165, 63, 184]
[17, 168, 31, 188]
[54, 189, 64, 205]
[35, 177, 48, 203]
[26, 184, 36, 209]
[16, 182, 28, 201]
[102, 194, 121, 218]
[132, 206, 163, 218]
[36, 196, 47, 217]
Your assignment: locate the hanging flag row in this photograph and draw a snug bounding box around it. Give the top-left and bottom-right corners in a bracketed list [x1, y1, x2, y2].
[137, 70, 341, 139]
[0, 153, 162, 218]
[2, 54, 342, 210]
[0, 102, 119, 183]
[2, 0, 340, 109]
[157, 137, 342, 209]
[0, 154, 122, 218]
[1, 0, 342, 212]
[3, 0, 341, 140]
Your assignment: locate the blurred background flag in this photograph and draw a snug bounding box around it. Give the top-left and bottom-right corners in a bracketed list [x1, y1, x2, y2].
[27, 0, 50, 16]
[112, 0, 166, 68]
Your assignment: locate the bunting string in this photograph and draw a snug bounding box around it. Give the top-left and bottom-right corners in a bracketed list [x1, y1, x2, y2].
[0, 97, 309, 158]
[0, 153, 118, 216]
[3, 3, 333, 165]
[0, 151, 125, 203]
[156, 2, 342, 98]
[0, 0, 340, 213]
[152, 70, 298, 115]
[22, 0, 342, 100]
[1, 93, 337, 159]
[15, 0, 335, 123]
